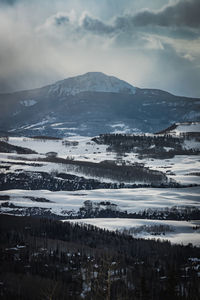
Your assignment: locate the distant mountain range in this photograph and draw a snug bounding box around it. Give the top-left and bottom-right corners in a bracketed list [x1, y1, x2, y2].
[0, 72, 200, 137]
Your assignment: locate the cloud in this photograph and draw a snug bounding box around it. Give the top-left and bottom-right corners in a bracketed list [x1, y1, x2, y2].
[77, 0, 200, 37]
[54, 15, 70, 26]
[0, 0, 17, 5]
[82, 15, 114, 34]
[131, 0, 200, 28]
[45, 0, 199, 44]
[0, 0, 199, 97]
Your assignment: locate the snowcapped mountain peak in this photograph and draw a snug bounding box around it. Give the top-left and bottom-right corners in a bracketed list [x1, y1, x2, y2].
[48, 72, 136, 96]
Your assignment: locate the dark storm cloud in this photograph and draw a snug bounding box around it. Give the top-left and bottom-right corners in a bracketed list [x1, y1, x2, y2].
[131, 0, 200, 28]
[73, 0, 200, 37]
[54, 15, 70, 26]
[82, 15, 114, 34]
[0, 0, 18, 4]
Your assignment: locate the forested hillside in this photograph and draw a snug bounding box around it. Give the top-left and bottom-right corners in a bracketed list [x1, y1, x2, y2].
[0, 215, 200, 300]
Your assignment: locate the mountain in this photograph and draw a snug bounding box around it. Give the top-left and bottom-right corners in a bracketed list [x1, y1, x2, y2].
[48, 72, 137, 96]
[0, 72, 199, 137]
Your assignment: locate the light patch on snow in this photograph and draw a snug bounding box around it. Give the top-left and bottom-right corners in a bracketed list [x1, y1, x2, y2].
[109, 123, 140, 134]
[20, 99, 37, 107]
[168, 122, 200, 135]
[53, 127, 78, 131]
[22, 120, 49, 130]
[51, 123, 64, 127]
[110, 123, 126, 129]
[163, 147, 174, 152]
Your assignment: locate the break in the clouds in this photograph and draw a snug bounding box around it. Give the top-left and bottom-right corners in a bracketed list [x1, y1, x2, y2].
[0, 0, 200, 97]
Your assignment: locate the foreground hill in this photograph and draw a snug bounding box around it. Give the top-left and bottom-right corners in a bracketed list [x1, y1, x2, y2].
[0, 214, 200, 300]
[0, 72, 199, 136]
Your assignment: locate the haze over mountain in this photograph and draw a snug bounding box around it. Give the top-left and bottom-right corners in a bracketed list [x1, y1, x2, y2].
[0, 72, 199, 137]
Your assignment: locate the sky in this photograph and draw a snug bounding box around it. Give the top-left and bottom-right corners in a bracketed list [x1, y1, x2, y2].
[0, 0, 200, 97]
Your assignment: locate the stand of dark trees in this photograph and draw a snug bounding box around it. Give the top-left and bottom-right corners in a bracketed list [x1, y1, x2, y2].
[41, 156, 168, 184]
[0, 214, 200, 300]
[1, 200, 200, 221]
[92, 134, 200, 158]
[0, 169, 184, 192]
[76, 202, 200, 221]
[0, 141, 37, 154]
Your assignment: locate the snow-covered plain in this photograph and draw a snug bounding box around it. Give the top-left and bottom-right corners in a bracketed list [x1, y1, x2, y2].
[5, 136, 200, 185]
[1, 186, 200, 215]
[66, 218, 200, 246]
[138, 155, 200, 185]
[1, 131, 200, 246]
[1, 187, 199, 245]
[7, 136, 111, 162]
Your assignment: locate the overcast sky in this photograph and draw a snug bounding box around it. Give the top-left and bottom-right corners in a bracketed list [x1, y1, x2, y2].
[0, 0, 200, 97]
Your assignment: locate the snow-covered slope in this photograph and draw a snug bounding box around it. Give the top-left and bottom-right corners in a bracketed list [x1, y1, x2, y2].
[0, 72, 200, 137]
[158, 122, 200, 135]
[48, 72, 136, 96]
[67, 218, 200, 246]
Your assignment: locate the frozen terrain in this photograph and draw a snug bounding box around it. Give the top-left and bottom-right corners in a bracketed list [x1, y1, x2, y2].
[5, 135, 200, 185]
[0, 123, 200, 246]
[67, 218, 200, 246]
[1, 186, 200, 216]
[163, 122, 200, 135]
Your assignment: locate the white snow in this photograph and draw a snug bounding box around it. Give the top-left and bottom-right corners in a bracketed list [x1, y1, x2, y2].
[110, 123, 126, 128]
[138, 155, 200, 185]
[22, 120, 49, 130]
[176, 123, 200, 133]
[48, 72, 136, 96]
[4, 135, 200, 185]
[165, 122, 200, 135]
[7, 136, 113, 162]
[66, 218, 200, 246]
[1, 133, 200, 248]
[1, 186, 200, 215]
[20, 99, 37, 107]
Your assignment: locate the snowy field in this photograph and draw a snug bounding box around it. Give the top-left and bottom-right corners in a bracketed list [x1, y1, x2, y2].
[1, 186, 200, 215]
[138, 155, 200, 185]
[7, 136, 112, 162]
[66, 218, 200, 246]
[168, 122, 200, 135]
[3, 136, 200, 185]
[1, 131, 199, 246]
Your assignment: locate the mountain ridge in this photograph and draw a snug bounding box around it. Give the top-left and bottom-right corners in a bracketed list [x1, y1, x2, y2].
[48, 72, 137, 96]
[0, 72, 199, 137]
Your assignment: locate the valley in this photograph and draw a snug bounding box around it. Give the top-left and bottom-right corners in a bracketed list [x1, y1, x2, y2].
[0, 121, 199, 246]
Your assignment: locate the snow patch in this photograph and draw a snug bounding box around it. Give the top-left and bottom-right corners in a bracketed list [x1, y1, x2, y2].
[20, 99, 37, 107]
